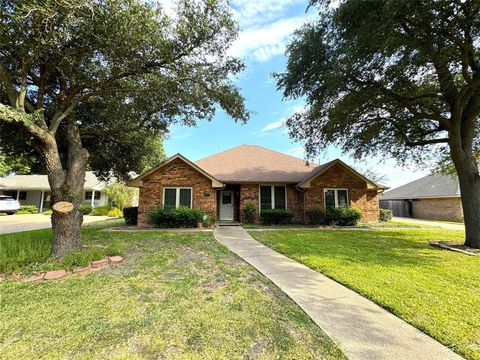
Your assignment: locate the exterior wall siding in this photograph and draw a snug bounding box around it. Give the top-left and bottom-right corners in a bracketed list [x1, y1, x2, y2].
[304, 164, 380, 222]
[411, 197, 463, 222]
[137, 158, 216, 226]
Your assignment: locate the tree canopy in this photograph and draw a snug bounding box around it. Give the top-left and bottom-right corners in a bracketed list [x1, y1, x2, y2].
[0, 0, 249, 257]
[276, 0, 479, 164]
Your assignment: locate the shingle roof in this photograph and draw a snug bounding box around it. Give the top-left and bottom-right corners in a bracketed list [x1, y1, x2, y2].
[194, 144, 318, 183]
[0, 171, 106, 191]
[381, 173, 460, 200]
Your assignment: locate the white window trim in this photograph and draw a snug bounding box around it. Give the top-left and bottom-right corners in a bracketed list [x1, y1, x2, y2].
[258, 185, 288, 211]
[324, 188, 349, 209]
[163, 187, 193, 208]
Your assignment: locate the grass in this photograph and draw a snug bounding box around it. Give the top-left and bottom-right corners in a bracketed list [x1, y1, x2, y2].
[0, 222, 344, 359]
[0, 220, 124, 274]
[249, 228, 480, 360]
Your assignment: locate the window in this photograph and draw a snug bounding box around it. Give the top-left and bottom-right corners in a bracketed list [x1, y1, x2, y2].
[260, 185, 286, 210]
[85, 191, 101, 200]
[324, 189, 349, 209]
[163, 187, 192, 208]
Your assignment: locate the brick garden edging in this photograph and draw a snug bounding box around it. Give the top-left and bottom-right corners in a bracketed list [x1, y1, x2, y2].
[6, 256, 124, 282]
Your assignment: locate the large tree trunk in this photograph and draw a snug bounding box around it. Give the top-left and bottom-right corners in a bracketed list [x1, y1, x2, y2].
[41, 118, 90, 258]
[449, 117, 480, 248]
[457, 167, 480, 248]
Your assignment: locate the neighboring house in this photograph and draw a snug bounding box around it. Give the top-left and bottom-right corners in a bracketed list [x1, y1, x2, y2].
[0, 171, 109, 212]
[129, 145, 387, 226]
[380, 173, 463, 222]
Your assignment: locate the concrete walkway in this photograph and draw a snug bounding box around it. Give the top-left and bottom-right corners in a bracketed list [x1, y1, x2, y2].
[394, 217, 465, 231]
[214, 226, 463, 360]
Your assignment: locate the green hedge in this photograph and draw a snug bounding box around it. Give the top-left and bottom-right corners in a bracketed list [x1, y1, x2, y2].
[80, 204, 93, 215]
[91, 205, 122, 217]
[16, 205, 39, 214]
[148, 207, 204, 228]
[306, 207, 363, 226]
[260, 209, 295, 225]
[380, 209, 393, 222]
[123, 206, 138, 225]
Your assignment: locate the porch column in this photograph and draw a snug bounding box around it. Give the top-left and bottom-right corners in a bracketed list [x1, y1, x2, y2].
[16, 190, 19, 200]
[39, 190, 45, 212]
[91, 190, 95, 207]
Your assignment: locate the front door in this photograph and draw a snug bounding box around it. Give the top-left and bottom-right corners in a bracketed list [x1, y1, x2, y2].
[220, 190, 234, 220]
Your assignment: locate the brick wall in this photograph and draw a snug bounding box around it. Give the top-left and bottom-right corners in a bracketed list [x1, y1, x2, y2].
[239, 184, 259, 222]
[304, 164, 380, 221]
[137, 158, 216, 226]
[412, 197, 463, 222]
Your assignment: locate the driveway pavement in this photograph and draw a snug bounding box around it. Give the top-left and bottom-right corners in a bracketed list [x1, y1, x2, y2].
[393, 217, 465, 230]
[214, 226, 462, 360]
[0, 214, 111, 234]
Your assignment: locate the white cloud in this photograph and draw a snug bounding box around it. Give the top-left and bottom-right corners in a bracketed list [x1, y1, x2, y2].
[286, 145, 305, 158]
[229, 16, 307, 62]
[261, 118, 286, 133]
[231, 0, 304, 28]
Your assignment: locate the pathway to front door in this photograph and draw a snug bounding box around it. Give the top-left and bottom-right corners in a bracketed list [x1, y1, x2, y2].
[214, 226, 462, 360]
[219, 190, 234, 221]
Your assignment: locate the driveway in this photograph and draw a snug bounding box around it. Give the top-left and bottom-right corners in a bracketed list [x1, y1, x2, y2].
[393, 217, 465, 231]
[0, 214, 111, 234]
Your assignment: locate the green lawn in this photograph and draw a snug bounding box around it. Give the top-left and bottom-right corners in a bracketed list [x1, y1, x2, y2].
[249, 228, 480, 360]
[0, 223, 344, 359]
[242, 220, 424, 229]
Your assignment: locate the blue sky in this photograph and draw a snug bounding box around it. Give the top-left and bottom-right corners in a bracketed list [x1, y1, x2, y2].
[163, 0, 429, 188]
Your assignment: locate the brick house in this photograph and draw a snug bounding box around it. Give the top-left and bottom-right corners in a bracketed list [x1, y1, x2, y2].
[380, 173, 463, 222]
[129, 145, 387, 226]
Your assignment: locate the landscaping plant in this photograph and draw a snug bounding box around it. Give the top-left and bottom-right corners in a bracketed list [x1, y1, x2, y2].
[16, 205, 38, 214]
[79, 204, 93, 215]
[242, 202, 256, 223]
[260, 209, 295, 225]
[324, 208, 362, 226]
[148, 207, 204, 228]
[379, 209, 393, 222]
[306, 208, 325, 225]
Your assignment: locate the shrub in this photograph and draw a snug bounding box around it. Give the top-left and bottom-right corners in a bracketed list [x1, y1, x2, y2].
[123, 206, 138, 225]
[107, 207, 123, 218]
[80, 204, 93, 215]
[324, 207, 362, 226]
[91, 205, 121, 217]
[149, 207, 204, 228]
[380, 209, 393, 222]
[260, 209, 295, 225]
[307, 208, 325, 225]
[242, 202, 256, 223]
[43, 209, 53, 215]
[16, 205, 39, 214]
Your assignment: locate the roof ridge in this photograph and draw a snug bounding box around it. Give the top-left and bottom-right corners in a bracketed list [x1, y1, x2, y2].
[195, 144, 316, 166]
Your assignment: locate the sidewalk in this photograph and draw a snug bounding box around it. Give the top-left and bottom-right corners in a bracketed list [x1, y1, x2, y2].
[214, 226, 463, 360]
[393, 217, 465, 230]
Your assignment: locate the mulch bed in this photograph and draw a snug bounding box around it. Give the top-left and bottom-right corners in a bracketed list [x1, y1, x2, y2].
[430, 241, 480, 256]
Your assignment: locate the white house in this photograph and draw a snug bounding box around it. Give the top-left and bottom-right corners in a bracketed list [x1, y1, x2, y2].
[0, 171, 109, 212]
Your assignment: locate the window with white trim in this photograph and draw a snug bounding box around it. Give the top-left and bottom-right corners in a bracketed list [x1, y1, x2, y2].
[324, 189, 348, 209]
[260, 185, 286, 210]
[163, 187, 192, 208]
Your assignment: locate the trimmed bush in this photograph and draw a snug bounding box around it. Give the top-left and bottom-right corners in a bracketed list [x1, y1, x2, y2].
[380, 209, 393, 222]
[324, 207, 362, 226]
[91, 205, 121, 217]
[260, 209, 295, 225]
[148, 207, 204, 228]
[242, 202, 256, 223]
[307, 208, 325, 225]
[43, 209, 53, 215]
[16, 205, 39, 214]
[80, 204, 93, 215]
[107, 207, 123, 218]
[123, 206, 138, 225]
